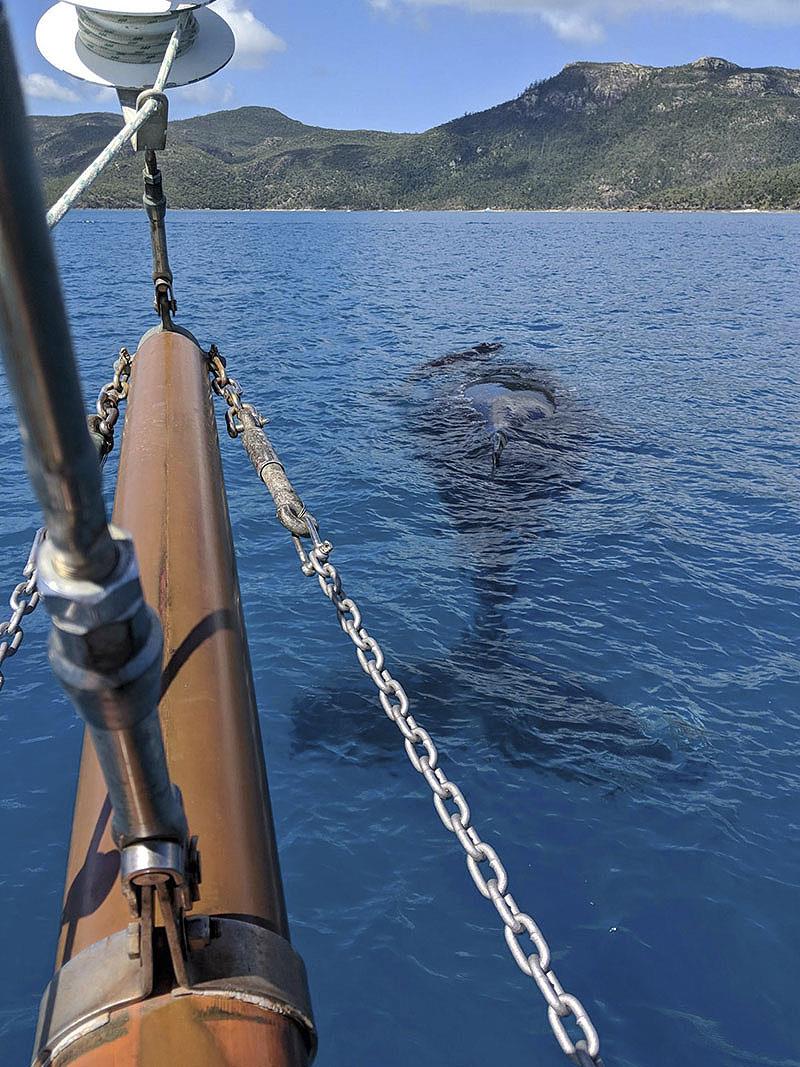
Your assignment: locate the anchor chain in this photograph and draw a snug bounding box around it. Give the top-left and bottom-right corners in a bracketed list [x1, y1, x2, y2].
[0, 528, 44, 693]
[208, 347, 604, 1065]
[207, 344, 263, 439]
[0, 348, 134, 693]
[206, 347, 310, 537]
[292, 517, 604, 1067]
[88, 346, 133, 458]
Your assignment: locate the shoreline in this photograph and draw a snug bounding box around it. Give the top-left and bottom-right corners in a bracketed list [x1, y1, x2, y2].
[65, 206, 800, 215]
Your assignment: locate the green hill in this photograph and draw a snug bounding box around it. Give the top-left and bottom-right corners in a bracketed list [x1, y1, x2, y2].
[30, 57, 800, 211]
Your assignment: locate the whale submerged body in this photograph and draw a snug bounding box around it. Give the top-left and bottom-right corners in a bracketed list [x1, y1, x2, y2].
[404, 341, 704, 786]
[289, 341, 705, 793]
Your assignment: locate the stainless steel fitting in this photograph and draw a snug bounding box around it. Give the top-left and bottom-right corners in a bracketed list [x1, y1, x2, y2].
[37, 525, 187, 848]
[133, 89, 169, 152]
[121, 837, 201, 913]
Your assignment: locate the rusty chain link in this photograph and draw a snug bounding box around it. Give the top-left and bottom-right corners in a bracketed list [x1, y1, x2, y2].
[210, 346, 606, 1065]
[207, 344, 266, 439]
[0, 348, 133, 694]
[87, 346, 133, 458]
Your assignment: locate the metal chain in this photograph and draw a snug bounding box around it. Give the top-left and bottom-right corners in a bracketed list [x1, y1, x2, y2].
[0, 527, 44, 693]
[291, 515, 604, 1067]
[88, 347, 133, 458]
[208, 345, 605, 1064]
[207, 344, 266, 440]
[0, 349, 133, 693]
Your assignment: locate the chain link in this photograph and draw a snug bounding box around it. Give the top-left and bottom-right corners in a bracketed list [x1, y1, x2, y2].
[291, 516, 603, 1066]
[207, 344, 266, 440]
[0, 528, 45, 693]
[87, 346, 133, 458]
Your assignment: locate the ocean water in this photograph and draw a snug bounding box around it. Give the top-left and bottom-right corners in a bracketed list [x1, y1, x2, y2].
[0, 209, 799, 1067]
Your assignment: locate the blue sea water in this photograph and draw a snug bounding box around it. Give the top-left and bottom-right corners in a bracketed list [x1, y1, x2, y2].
[0, 209, 799, 1067]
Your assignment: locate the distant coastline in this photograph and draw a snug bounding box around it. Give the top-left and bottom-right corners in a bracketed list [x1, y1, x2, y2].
[60, 206, 800, 215]
[34, 57, 800, 214]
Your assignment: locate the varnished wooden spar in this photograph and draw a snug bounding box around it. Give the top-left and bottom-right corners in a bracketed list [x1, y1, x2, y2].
[49, 330, 310, 1065]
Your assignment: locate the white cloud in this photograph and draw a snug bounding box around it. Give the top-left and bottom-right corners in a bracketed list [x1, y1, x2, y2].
[212, 1, 287, 68]
[22, 73, 79, 104]
[539, 8, 603, 42]
[370, 0, 800, 42]
[174, 80, 236, 106]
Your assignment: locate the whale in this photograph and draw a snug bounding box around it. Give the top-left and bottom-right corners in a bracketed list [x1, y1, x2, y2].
[414, 343, 560, 471]
[463, 375, 557, 469]
[286, 341, 705, 791]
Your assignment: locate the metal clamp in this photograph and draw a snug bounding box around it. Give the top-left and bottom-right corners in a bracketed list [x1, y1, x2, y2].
[33, 926, 153, 1067]
[179, 917, 317, 1057]
[32, 917, 316, 1067]
[133, 89, 169, 152]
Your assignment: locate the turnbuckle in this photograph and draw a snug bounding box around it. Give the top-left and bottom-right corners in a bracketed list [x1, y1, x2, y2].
[142, 148, 177, 330]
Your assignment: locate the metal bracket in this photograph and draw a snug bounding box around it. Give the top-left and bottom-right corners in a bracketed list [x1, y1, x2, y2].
[121, 836, 201, 989]
[118, 89, 169, 153]
[32, 917, 317, 1066]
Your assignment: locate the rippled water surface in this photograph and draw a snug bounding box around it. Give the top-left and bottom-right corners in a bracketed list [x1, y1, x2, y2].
[1, 210, 799, 1066]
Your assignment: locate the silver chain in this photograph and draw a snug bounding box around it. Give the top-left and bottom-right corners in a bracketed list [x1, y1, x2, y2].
[0, 528, 45, 693]
[209, 346, 605, 1064]
[291, 515, 603, 1066]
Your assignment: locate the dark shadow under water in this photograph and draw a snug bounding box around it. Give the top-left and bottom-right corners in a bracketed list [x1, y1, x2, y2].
[290, 344, 706, 790]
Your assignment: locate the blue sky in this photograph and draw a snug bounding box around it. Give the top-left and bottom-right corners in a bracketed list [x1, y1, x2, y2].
[7, 0, 800, 131]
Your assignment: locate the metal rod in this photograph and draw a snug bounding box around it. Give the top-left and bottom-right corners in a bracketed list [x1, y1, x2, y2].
[46, 10, 188, 230]
[0, 4, 187, 850]
[143, 149, 177, 327]
[0, 5, 116, 581]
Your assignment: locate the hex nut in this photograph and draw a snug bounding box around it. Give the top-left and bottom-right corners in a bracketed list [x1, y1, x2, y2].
[37, 526, 145, 634]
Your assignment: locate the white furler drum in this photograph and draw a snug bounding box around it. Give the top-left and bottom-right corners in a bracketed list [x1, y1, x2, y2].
[36, 0, 235, 91]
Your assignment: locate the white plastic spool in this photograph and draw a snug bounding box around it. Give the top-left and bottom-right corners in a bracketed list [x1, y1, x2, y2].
[36, 0, 235, 91]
